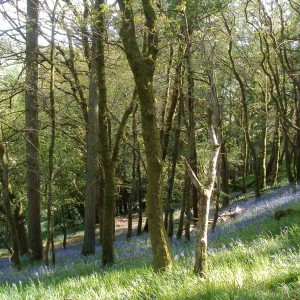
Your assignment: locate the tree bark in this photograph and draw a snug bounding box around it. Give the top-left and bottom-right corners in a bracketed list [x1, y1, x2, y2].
[136, 140, 143, 236]
[221, 140, 230, 206]
[117, 0, 172, 271]
[183, 110, 220, 277]
[81, 7, 99, 255]
[166, 92, 182, 238]
[25, 0, 43, 261]
[13, 202, 28, 255]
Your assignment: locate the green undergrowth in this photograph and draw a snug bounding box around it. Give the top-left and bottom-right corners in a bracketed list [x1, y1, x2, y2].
[0, 204, 299, 299]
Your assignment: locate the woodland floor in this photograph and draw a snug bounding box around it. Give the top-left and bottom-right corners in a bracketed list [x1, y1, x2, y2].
[0, 183, 299, 284]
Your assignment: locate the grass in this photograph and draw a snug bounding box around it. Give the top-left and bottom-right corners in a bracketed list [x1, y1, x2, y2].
[0, 192, 300, 299]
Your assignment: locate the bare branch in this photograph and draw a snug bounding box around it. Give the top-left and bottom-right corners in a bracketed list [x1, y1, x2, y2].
[181, 156, 204, 192]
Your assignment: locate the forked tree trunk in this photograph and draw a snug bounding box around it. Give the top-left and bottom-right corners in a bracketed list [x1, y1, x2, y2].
[183, 110, 220, 277]
[117, 0, 172, 271]
[95, 0, 138, 264]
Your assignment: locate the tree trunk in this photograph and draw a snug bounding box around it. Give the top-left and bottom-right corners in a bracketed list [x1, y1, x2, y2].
[284, 131, 294, 183]
[221, 140, 230, 206]
[167, 101, 182, 238]
[96, 169, 104, 244]
[127, 105, 138, 240]
[176, 185, 186, 240]
[81, 10, 99, 255]
[136, 145, 143, 236]
[117, 0, 172, 271]
[272, 117, 281, 186]
[260, 98, 268, 190]
[101, 166, 115, 265]
[184, 172, 192, 242]
[242, 130, 248, 194]
[184, 32, 198, 221]
[161, 44, 183, 161]
[0, 129, 22, 270]
[212, 157, 221, 233]
[94, 0, 115, 265]
[224, 17, 260, 197]
[13, 202, 28, 255]
[25, 0, 43, 261]
[160, 44, 174, 137]
[137, 72, 172, 270]
[45, 0, 58, 267]
[184, 110, 220, 277]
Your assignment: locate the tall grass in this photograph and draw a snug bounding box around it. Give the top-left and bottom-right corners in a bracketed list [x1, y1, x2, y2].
[0, 199, 299, 299]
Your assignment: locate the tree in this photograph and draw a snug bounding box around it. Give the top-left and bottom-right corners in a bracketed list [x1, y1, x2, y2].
[116, 0, 173, 271]
[25, 0, 43, 261]
[44, 0, 59, 267]
[81, 0, 99, 256]
[184, 108, 220, 276]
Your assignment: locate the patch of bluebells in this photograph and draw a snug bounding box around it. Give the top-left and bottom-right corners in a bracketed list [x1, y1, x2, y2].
[210, 184, 300, 242]
[0, 184, 299, 286]
[0, 232, 154, 285]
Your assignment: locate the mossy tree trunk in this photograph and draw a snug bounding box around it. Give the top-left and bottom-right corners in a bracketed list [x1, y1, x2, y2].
[93, 1, 137, 265]
[117, 0, 172, 271]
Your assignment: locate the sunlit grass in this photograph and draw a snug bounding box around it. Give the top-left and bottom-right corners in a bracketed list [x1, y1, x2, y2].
[0, 187, 299, 299]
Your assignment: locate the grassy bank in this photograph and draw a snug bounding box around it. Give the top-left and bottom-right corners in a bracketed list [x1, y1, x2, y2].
[0, 201, 299, 299]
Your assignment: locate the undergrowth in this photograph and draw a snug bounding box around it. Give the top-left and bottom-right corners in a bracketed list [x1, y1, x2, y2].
[0, 195, 299, 299]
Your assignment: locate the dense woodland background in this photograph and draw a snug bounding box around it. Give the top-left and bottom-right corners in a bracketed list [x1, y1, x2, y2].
[0, 0, 299, 278]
